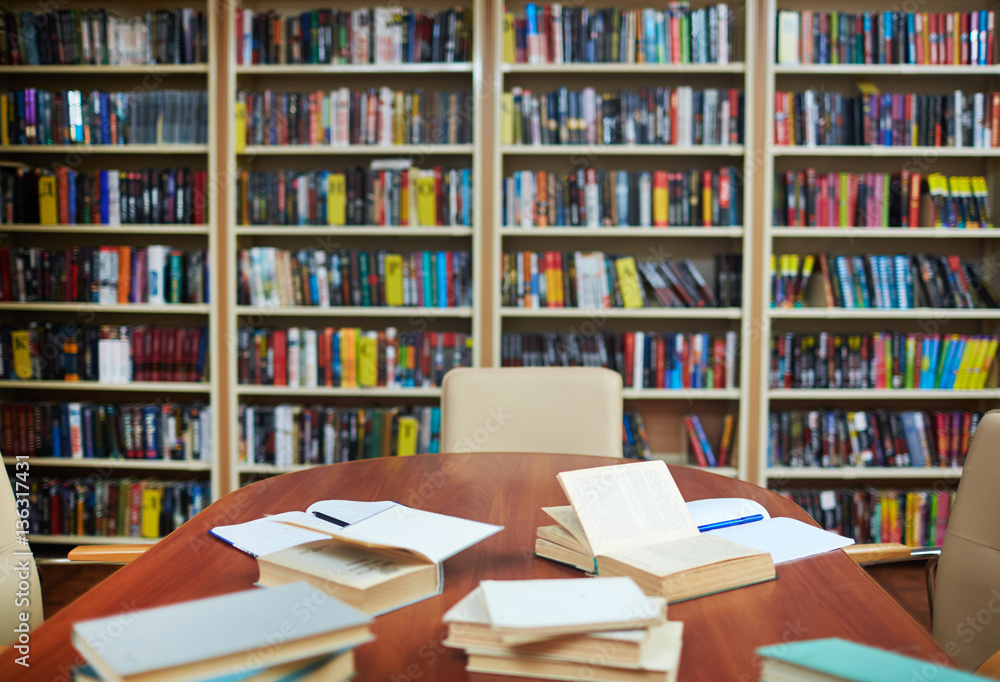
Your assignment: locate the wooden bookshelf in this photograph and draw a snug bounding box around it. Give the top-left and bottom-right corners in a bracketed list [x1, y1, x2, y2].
[491, 0, 756, 475]
[757, 0, 1000, 545]
[0, 0, 221, 549]
[224, 0, 485, 489]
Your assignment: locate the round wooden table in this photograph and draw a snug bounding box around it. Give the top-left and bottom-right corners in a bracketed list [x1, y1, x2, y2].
[0, 453, 949, 681]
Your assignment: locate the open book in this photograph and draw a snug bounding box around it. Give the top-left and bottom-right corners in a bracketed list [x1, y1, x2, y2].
[211, 500, 503, 615]
[536, 461, 776, 602]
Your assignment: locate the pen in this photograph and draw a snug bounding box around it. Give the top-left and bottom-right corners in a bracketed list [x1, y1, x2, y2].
[312, 511, 349, 527]
[697, 514, 764, 532]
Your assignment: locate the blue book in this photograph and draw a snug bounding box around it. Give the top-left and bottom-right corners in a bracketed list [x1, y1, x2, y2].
[99, 171, 110, 223]
[429, 406, 441, 453]
[436, 250, 447, 307]
[72, 583, 372, 682]
[757, 638, 987, 681]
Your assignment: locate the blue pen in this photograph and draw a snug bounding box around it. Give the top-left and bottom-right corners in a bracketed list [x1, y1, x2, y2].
[697, 514, 764, 533]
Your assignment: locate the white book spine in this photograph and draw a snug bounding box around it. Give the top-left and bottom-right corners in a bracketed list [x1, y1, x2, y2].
[244, 405, 255, 464]
[633, 331, 645, 389]
[725, 331, 737, 389]
[147, 245, 167, 305]
[107, 171, 120, 225]
[304, 329, 318, 388]
[314, 251, 330, 307]
[68, 403, 83, 458]
[287, 328, 301, 387]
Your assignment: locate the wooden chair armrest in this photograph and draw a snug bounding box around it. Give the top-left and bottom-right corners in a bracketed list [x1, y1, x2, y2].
[67, 545, 149, 564]
[976, 648, 1000, 680]
[843, 543, 913, 565]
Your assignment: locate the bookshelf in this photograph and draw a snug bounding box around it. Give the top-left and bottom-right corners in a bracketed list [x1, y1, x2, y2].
[759, 0, 1000, 545]
[0, 1, 220, 548]
[491, 0, 755, 476]
[224, 0, 485, 489]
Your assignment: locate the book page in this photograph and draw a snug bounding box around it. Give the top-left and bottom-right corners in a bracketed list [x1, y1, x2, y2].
[209, 512, 332, 557]
[604, 533, 763, 577]
[705, 517, 854, 564]
[260, 540, 432, 590]
[479, 578, 665, 632]
[557, 461, 697, 556]
[686, 498, 770, 528]
[307, 500, 397, 526]
[541, 506, 593, 554]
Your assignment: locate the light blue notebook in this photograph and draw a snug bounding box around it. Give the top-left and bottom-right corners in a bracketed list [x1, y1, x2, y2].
[72, 582, 371, 682]
[758, 638, 989, 681]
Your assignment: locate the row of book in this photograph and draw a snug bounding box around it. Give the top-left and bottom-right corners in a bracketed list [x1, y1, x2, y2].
[774, 90, 1000, 148]
[683, 413, 736, 467]
[240, 404, 441, 464]
[0, 9, 209, 66]
[504, 3, 735, 65]
[768, 409, 979, 469]
[235, 7, 473, 65]
[505, 86, 743, 146]
[0, 401, 211, 461]
[236, 165, 472, 227]
[0, 166, 209, 226]
[1, 89, 209, 146]
[237, 248, 472, 309]
[24, 477, 209, 539]
[772, 253, 998, 310]
[237, 328, 472, 388]
[503, 167, 742, 228]
[500, 331, 738, 390]
[236, 88, 472, 147]
[773, 170, 993, 229]
[776, 10, 997, 66]
[0, 246, 209, 305]
[501, 251, 739, 309]
[0, 324, 209, 383]
[784, 488, 952, 548]
[770, 332, 999, 390]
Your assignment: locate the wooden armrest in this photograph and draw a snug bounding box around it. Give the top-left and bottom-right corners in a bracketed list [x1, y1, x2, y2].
[67, 545, 149, 564]
[843, 543, 912, 565]
[976, 649, 1000, 680]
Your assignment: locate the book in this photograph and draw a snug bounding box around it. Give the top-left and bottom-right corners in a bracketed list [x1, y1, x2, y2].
[757, 638, 988, 681]
[210, 499, 503, 614]
[71, 582, 373, 682]
[76, 650, 355, 682]
[540, 461, 775, 602]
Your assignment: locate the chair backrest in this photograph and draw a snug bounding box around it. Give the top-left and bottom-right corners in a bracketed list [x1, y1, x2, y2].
[0, 459, 43, 646]
[933, 409, 1000, 670]
[440, 367, 624, 457]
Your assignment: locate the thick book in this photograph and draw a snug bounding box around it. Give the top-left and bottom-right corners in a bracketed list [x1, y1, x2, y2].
[74, 650, 355, 682]
[443, 585, 680, 673]
[71, 582, 373, 682]
[758, 638, 988, 681]
[210, 499, 503, 614]
[541, 461, 776, 602]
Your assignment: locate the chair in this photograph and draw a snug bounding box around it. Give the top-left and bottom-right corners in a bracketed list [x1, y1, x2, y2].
[1, 460, 42, 647]
[844, 409, 1000, 676]
[440, 366, 624, 457]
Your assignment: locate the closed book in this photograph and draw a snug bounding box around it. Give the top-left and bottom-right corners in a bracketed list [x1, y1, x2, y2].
[758, 638, 986, 681]
[71, 582, 373, 682]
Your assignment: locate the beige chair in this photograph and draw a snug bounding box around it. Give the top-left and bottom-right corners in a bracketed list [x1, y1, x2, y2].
[440, 366, 624, 457]
[1, 461, 42, 647]
[845, 409, 1000, 677]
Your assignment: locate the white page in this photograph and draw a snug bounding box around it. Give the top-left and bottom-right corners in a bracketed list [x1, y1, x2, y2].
[704, 516, 854, 564]
[541, 506, 593, 554]
[686, 498, 770, 528]
[209, 512, 332, 557]
[280, 504, 503, 564]
[307, 500, 396, 525]
[557, 461, 697, 556]
[479, 578, 664, 632]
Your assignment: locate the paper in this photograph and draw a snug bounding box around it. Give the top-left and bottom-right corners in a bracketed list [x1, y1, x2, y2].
[606, 533, 763, 577]
[556, 461, 696, 556]
[209, 512, 330, 557]
[705, 516, 854, 564]
[541, 506, 593, 553]
[307, 500, 397, 525]
[686, 498, 770, 528]
[479, 578, 665, 633]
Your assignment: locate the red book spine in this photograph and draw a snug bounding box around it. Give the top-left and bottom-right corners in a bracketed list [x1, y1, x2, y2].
[683, 416, 709, 467]
[623, 332, 634, 388]
[273, 329, 287, 386]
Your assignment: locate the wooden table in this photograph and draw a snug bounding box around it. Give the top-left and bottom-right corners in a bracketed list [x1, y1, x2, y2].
[0, 453, 951, 681]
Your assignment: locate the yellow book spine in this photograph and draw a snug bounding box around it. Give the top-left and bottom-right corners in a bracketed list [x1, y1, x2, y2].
[397, 416, 419, 456]
[966, 337, 991, 389]
[235, 101, 246, 154]
[357, 332, 378, 387]
[384, 253, 404, 306]
[652, 184, 668, 225]
[141, 487, 162, 539]
[0, 94, 8, 146]
[615, 256, 643, 308]
[503, 13, 515, 63]
[501, 93, 514, 146]
[328, 173, 346, 225]
[11, 329, 31, 379]
[38, 175, 57, 224]
[416, 172, 437, 226]
[701, 178, 712, 226]
[977, 338, 999, 388]
[953, 338, 979, 389]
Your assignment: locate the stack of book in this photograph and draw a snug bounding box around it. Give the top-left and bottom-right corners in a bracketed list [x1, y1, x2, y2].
[72, 582, 372, 682]
[444, 578, 683, 682]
